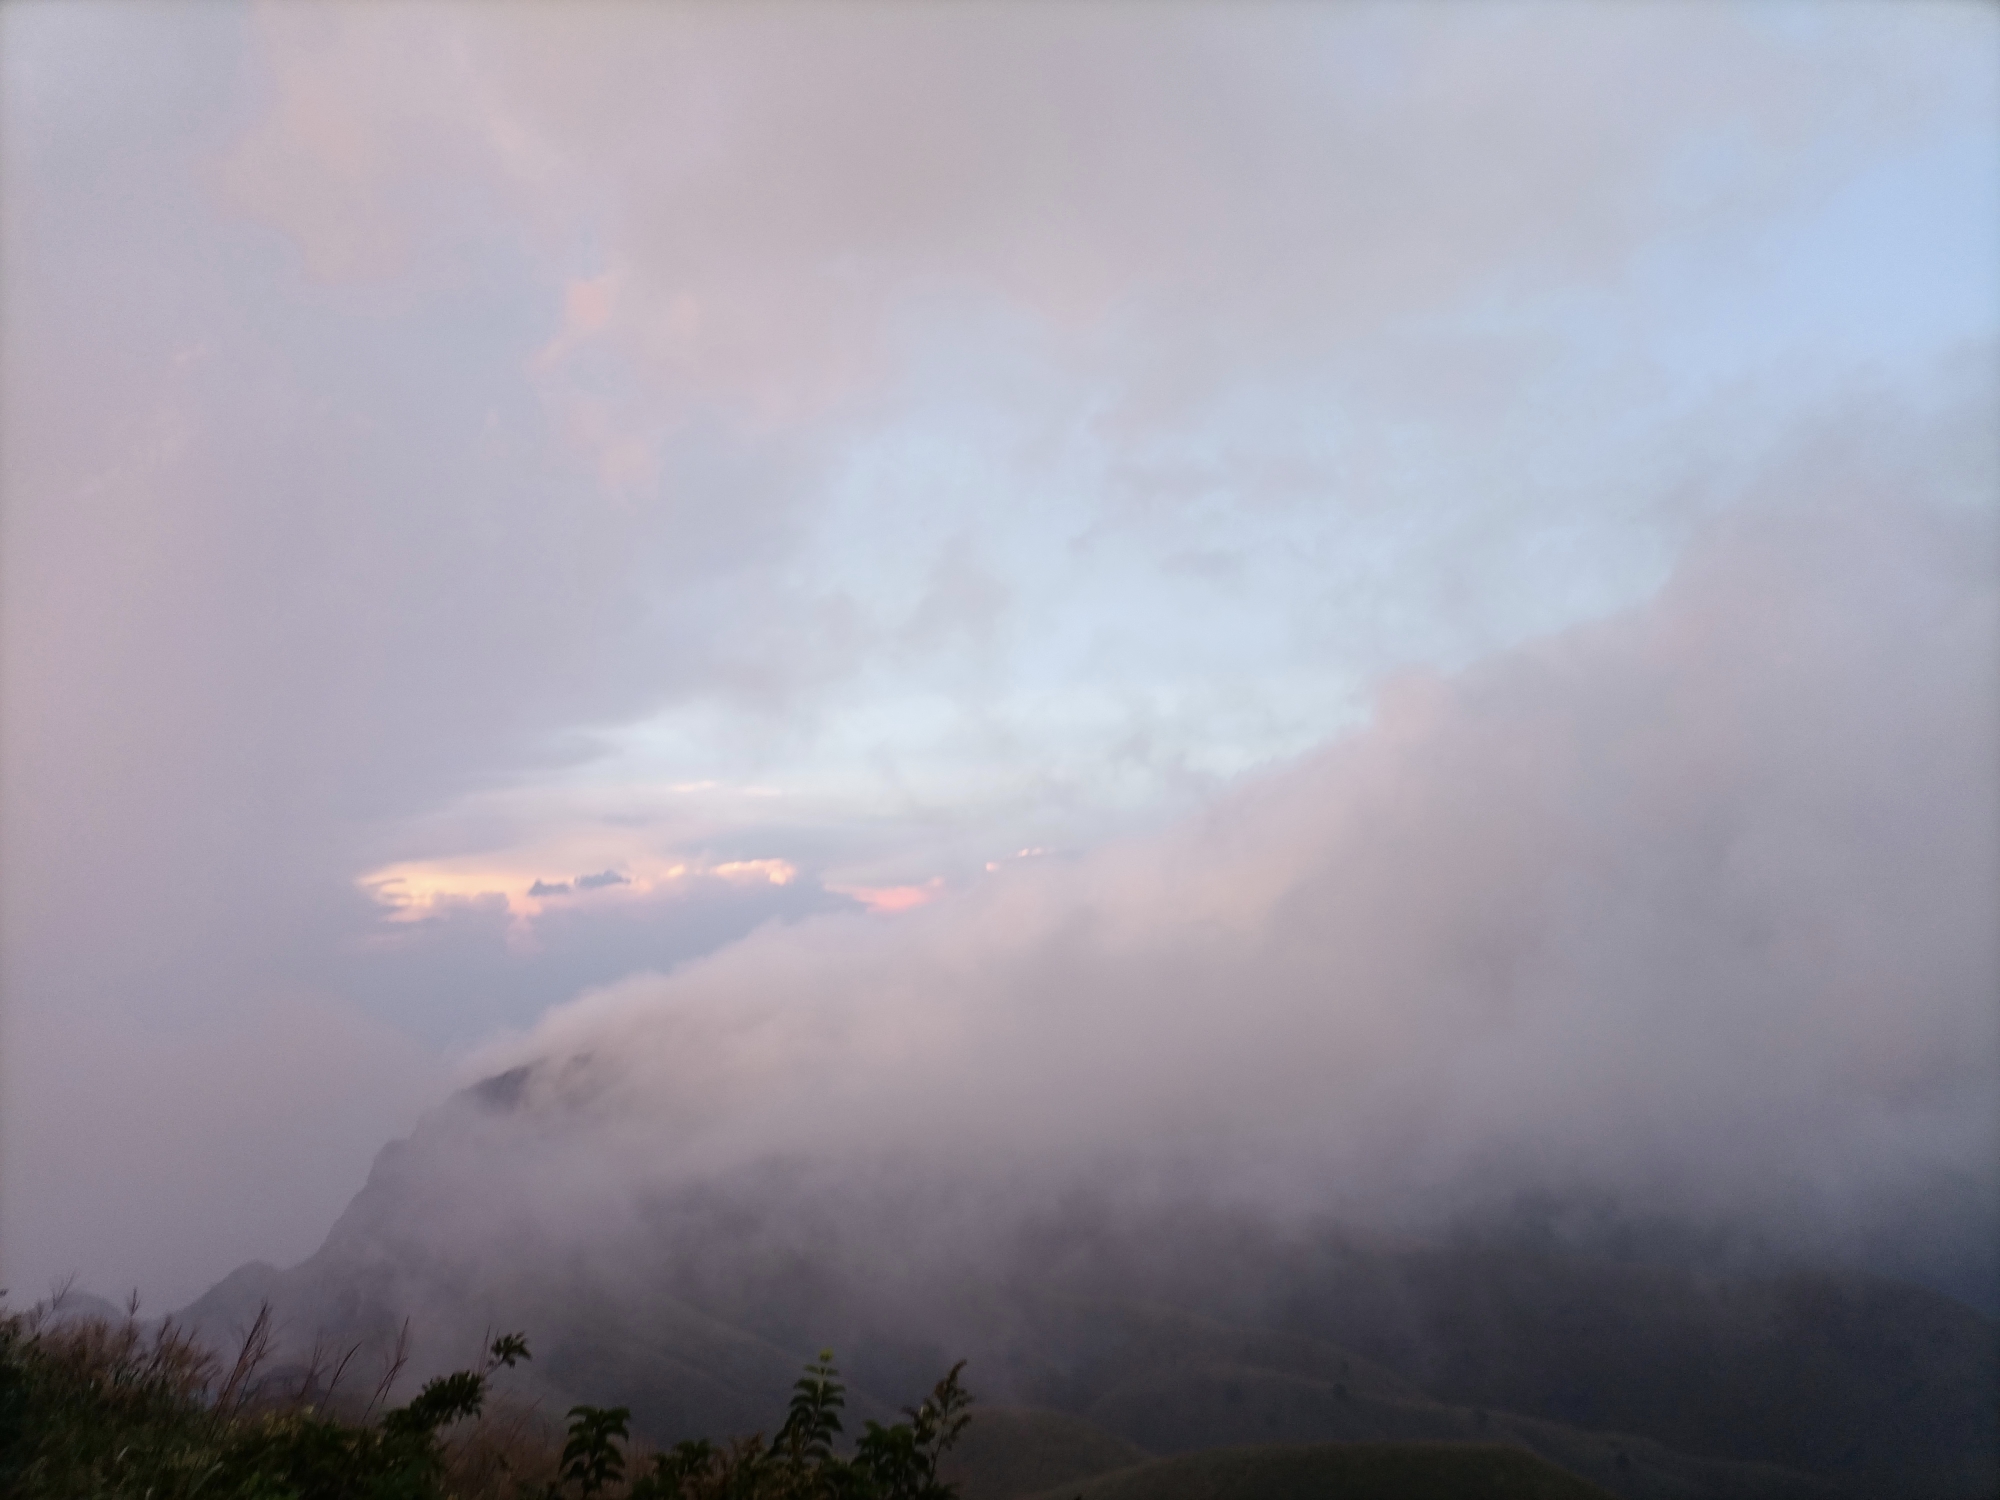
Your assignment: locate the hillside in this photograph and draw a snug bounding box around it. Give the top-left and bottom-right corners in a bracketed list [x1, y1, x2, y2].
[939, 1408, 1147, 1500]
[174, 1091, 2000, 1500]
[1017, 1442, 1617, 1500]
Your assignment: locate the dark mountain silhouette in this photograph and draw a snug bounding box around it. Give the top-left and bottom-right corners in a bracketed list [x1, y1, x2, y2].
[178, 1085, 1999, 1500]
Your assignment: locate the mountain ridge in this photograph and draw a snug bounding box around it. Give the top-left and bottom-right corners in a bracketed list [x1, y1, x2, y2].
[172, 1093, 1998, 1500]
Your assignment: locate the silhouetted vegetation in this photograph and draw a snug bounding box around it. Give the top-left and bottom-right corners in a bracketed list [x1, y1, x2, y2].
[621, 1350, 970, 1500]
[0, 1296, 970, 1500]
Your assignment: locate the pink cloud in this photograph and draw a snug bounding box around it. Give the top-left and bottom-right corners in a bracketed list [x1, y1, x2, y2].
[829, 879, 944, 915]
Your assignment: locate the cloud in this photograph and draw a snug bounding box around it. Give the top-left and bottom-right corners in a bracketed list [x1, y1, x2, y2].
[827, 879, 945, 916]
[1, 984, 441, 1310]
[213, 6, 1973, 427]
[3, 0, 1992, 1314]
[457, 478, 1998, 1302]
[362, 842, 795, 924]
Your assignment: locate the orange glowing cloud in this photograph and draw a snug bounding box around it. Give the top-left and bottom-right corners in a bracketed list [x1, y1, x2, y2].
[360, 845, 796, 924]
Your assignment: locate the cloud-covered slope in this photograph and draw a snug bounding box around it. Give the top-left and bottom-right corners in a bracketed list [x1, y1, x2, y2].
[444, 483, 1997, 1304]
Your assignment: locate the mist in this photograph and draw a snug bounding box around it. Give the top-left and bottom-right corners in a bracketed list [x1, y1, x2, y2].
[3, 0, 1997, 1359]
[382, 444, 1998, 1317]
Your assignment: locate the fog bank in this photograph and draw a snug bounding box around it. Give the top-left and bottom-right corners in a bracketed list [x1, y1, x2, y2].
[436, 477, 1997, 1307]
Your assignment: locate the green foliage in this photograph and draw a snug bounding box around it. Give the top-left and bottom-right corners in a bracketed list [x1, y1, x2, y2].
[0, 1302, 546, 1500]
[491, 1333, 533, 1370]
[774, 1351, 847, 1466]
[853, 1360, 973, 1500]
[557, 1405, 632, 1497]
[626, 1353, 973, 1500]
[0, 1297, 971, 1500]
[388, 1371, 495, 1443]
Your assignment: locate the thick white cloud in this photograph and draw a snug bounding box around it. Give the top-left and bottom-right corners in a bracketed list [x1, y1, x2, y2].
[457, 469, 1998, 1297]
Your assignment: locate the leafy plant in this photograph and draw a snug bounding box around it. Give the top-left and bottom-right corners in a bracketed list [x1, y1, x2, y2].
[853, 1361, 972, 1500]
[555, 1404, 632, 1497]
[625, 1351, 972, 1500]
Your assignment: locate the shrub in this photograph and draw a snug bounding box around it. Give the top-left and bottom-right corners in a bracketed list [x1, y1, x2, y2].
[0, 1294, 970, 1500]
[622, 1350, 972, 1500]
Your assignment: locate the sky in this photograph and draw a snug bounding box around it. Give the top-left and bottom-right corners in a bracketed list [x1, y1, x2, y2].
[2, 0, 1996, 1313]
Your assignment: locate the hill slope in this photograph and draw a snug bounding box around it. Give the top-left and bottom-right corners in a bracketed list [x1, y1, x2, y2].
[175, 1099, 1999, 1500]
[1017, 1442, 1617, 1500]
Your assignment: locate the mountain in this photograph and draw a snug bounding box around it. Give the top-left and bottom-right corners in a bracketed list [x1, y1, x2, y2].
[177, 1084, 1999, 1500]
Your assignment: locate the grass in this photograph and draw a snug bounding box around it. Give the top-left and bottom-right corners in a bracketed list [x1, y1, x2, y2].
[0, 1293, 967, 1500]
[0, 1292, 564, 1499]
